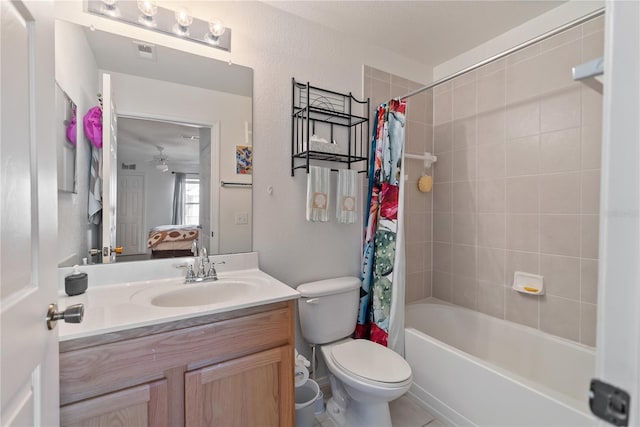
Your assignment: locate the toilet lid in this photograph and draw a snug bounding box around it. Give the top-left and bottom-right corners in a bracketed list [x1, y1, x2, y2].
[330, 340, 412, 384]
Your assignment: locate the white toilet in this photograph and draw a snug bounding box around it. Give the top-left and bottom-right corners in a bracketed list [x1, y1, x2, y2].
[297, 277, 412, 427]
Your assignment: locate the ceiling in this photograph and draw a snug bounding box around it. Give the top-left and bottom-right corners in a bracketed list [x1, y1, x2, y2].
[266, 1, 569, 67]
[84, 27, 253, 97]
[118, 117, 203, 165]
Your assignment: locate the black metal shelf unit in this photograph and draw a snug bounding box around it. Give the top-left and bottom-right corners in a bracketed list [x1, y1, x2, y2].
[291, 78, 370, 176]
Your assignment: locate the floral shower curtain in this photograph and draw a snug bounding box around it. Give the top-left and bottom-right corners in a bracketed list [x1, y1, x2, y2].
[355, 99, 407, 355]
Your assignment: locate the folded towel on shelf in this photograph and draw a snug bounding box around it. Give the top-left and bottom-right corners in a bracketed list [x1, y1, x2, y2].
[336, 169, 357, 224]
[306, 166, 330, 222]
[302, 134, 340, 154]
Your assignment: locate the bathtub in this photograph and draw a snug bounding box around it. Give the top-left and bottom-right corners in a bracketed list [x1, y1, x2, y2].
[404, 299, 597, 426]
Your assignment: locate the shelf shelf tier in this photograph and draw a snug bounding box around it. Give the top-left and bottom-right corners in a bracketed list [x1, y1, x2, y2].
[291, 78, 370, 176]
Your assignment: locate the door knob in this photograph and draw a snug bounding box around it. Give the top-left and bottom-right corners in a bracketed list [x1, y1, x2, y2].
[46, 303, 84, 330]
[102, 246, 123, 256]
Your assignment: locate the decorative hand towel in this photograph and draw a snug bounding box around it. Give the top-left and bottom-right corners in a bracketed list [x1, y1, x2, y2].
[306, 166, 330, 222]
[336, 169, 357, 224]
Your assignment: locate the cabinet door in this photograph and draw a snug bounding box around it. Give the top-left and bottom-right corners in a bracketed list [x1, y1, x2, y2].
[60, 379, 167, 427]
[185, 345, 294, 427]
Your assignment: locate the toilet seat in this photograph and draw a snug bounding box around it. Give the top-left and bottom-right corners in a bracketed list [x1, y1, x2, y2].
[330, 339, 412, 385]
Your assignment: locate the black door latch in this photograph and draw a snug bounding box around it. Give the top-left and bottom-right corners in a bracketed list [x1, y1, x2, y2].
[590, 379, 631, 426]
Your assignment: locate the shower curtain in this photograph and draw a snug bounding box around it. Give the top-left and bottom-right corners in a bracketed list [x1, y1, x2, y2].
[355, 99, 407, 356]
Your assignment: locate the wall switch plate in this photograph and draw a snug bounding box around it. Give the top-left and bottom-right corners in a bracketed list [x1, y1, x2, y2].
[235, 212, 249, 225]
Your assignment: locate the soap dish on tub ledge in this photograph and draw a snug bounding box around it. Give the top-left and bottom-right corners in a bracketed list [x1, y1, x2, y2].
[512, 271, 544, 295]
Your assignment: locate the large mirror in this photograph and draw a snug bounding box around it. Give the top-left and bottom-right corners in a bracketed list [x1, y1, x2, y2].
[55, 20, 253, 266]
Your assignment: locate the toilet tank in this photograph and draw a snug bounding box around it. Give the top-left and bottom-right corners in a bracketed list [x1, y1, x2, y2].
[297, 277, 361, 345]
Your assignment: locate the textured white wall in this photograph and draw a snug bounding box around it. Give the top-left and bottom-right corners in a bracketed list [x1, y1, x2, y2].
[433, 1, 604, 80]
[55, 20, 99, 266]
[54, 1, 431, 287]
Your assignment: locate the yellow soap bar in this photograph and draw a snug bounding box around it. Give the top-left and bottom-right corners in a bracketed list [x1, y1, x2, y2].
[524, 286, 539, 292]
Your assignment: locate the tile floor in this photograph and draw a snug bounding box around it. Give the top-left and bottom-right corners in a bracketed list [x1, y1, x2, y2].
[312, 393, 445, 427]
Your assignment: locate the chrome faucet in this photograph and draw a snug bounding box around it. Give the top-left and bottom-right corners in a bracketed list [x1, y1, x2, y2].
[197, 247, 209, 278]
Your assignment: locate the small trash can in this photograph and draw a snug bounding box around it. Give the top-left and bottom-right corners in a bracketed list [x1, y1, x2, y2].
[295, 379, 320, 427]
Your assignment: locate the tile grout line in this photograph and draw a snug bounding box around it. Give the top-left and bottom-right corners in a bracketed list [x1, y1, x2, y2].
[502, 60, 508, 321]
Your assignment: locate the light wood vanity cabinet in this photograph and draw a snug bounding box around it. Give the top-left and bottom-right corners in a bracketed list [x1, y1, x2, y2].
[61, 380, 168, 427]
[59, 301, 295, 427]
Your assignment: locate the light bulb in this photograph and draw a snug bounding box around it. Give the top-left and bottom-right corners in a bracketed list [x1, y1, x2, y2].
[206, 18, 226, 44]
[173, 7, 193, 36]
[175, 8, 193, 27]
[209, 19, 225, 37]
[100, 0, 119, 17]
[137, 0, 158, 27]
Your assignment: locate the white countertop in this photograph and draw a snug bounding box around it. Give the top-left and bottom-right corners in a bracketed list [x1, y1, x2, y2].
[58, 268, 299, 342]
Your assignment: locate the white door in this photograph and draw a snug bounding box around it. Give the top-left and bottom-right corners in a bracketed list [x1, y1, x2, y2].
[596, 1, 640, 426]
[117, 174, 145, 255]
[101, 73, 118, 263]
[0, 1, 59, 425]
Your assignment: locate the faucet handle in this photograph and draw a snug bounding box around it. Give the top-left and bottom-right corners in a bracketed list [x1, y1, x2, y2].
[205, 260, 224, 280]
[176, 263, 196, 281]
[186, 264, 196, 278]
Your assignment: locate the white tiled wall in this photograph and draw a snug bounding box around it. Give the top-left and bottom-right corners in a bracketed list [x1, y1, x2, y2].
[430, 16, 604, 347]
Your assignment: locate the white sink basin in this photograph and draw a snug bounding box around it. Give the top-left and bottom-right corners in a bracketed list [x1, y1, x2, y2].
[128, 275, 273, 309]
[150, 281, 257, 307]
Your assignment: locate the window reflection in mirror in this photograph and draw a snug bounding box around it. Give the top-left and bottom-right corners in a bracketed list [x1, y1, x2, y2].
[56, 83, 77, 194]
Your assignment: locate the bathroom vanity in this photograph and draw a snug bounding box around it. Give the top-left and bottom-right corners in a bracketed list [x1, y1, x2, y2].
[57, 254, 298, 427]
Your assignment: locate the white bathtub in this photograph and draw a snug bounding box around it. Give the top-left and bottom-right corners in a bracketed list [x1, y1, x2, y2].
[404, 299, 597, 426]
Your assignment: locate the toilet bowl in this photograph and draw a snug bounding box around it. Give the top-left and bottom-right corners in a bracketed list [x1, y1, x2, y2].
[296, 277, 413, 427]
[321, 339, 412, 426]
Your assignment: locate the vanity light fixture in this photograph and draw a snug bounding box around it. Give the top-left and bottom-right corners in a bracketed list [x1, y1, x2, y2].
[86, 0, 232, 52]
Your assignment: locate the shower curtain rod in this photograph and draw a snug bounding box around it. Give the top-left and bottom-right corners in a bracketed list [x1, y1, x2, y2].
[400, 7, 605, 100]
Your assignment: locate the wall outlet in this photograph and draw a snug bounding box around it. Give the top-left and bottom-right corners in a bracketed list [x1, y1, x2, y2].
[235, 212, 249, 225]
